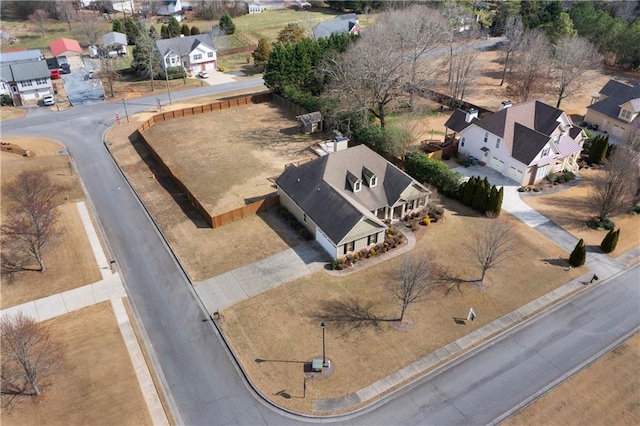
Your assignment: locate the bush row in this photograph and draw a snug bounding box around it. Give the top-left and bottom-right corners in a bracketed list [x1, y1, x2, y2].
[278, 207, 313, 241]
[331, 227, 404, 270]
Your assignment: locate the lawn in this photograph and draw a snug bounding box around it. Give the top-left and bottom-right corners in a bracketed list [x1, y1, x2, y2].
[522, 169, 640, 257]
[0, 137, 102, 309]
[0, 302, 153, 426]
[0, 107, 27, 121]
[219, 198, 583, 414]
[505, 332, 640, 426]
[106, 97, 313, 280]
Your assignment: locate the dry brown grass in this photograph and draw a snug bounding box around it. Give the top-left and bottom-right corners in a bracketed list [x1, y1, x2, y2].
[0, 107, 27, 121]
[219, 198, 582, 414]
[107, 100, 324, 280]
[522, 169, 640, 257]
[1, 137, 101, 308]
[505, 333, 640, 426]
[0, 302, 152, 426]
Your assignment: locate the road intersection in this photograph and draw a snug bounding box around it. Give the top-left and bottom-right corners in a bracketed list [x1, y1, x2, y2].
[2, 79, 638, 425]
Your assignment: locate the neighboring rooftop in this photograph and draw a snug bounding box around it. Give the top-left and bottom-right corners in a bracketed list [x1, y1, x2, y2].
[313, 14, 359, 40]
[103, 31, 128, 47]
[0, 60, 50, 82]
[587, 79, 640, 121]
[50, 38, 82, 57]
[0, 49, 43, 64]
[155, 34, 216, 56]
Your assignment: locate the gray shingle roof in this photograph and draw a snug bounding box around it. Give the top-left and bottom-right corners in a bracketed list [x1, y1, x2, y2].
[511, 123, 550, 165]
[276, 145, 427, 245]
[444, 109, 473, 133]
[103, 31, 128, 47]
[587, 79, 640, 121]
[0, 60, 50, 82]
[297, 111, 322, 125]
[155, 34, 215, 56]
[0, 50, 42, 64]
[313, 18, 357, 40]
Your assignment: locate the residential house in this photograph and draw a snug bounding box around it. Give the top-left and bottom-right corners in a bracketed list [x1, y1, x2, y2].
[276, 144, 431, 259]
[103, 31, 129, 57]
[0, 49, 43, 64]
[50, 38, 83, 57]
[247, 1, 266, 13]
[446, 100, 585, 186]
[313, 14, 360, 40]
[157, 0, 184, 22]
[156, 34, 217, 74]
[585, 79, 640, 139]
[0, 61, 52, 105]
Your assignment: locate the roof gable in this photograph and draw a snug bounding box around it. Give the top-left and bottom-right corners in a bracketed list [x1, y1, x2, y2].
[512, 123, 550, 165]
[50, 38, 82, 57]
[588, 79, 640, 121]
[155, 35, 215, 56]
[103, 31, 127, 47]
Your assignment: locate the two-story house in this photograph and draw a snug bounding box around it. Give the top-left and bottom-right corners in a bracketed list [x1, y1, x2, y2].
[584, 79, 640, 139]
[446, 100, 585, 186]
[156, 35, 217, 74]
[0, 49, 51, 106]
[276, 144, 430, 259]
[157, 0, 184, 22]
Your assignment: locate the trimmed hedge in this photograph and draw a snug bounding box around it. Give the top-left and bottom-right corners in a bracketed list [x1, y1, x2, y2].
[404, 151, 462, 198]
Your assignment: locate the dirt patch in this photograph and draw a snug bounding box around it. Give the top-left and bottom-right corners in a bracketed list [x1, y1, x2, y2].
[0, 107, 27, 121]
[1, 137, 101, 308]
[0, 302, 153, 426]
[522, 169, 640, 257]
[220, 199, 582, 414]
[505, 332, 640, 426]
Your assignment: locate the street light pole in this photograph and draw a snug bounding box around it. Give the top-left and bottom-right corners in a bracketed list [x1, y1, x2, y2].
[321, 321, 327, 368]
[164, 63, 173, 105]
[121, 98, 129, 123]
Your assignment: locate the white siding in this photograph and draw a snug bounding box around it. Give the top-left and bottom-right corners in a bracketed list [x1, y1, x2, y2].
[316, 228, 338, 259]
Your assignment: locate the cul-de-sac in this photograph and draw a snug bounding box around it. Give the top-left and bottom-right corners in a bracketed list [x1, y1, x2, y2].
[1, 1, 639, 425]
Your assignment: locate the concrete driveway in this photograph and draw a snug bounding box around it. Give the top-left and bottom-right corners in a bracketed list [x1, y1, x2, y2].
[193, 70, 238, 86]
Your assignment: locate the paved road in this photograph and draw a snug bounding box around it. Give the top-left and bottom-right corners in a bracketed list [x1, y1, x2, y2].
[3, 77, 638, 425]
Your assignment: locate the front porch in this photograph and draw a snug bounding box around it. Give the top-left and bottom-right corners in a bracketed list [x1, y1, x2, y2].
[373, 196, 429, 222]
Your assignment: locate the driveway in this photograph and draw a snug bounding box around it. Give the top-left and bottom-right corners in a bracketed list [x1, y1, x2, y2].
[193, 70, 238, 86]
[62, 58, 105, 105]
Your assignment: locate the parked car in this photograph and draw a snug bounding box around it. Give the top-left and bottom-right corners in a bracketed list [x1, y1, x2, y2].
[50, 69, 60, 79]
[60, 63, 71, 74]
[43, 94, 55, 106]
[197, 71, 209, 79]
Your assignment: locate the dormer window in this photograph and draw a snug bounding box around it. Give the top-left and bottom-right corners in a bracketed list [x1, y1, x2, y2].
[361, 166, 377, 188]
[621, 109, 632, 120]
[346, 171, 362, 192]
[541, 147, 550, 157]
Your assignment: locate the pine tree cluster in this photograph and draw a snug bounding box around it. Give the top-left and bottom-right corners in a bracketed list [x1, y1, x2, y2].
[457, 175, 503, 216]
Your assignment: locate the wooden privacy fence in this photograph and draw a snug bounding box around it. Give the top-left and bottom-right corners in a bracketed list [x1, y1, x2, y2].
[211, 195, 280, 228]
[136, 91, 282, 228]
[138, 92, 273, 132]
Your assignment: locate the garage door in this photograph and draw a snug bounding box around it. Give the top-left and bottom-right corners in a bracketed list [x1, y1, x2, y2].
[507, 166, 523, 183]
[489, 156, 503, 171]
[612, 125, 625, 138]
[205, 62, 215, 71]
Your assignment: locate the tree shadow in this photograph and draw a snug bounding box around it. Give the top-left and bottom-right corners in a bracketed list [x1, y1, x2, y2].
[437, 267, 478, 296]
[542, 258, 571, 267]
[309, 298, 397, 337]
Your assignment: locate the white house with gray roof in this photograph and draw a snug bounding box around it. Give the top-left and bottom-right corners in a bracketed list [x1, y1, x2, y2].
[0, 60, 51, 105]
[313, 14, 360, 40]
[446, 100, 585, 186]
[585, 79, 640, 139]
[103, 31, 128, 57]
[276, 144, 430, 259]
[156, 34, 217, 74]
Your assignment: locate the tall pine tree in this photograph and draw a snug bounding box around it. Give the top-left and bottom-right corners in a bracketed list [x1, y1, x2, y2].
[569, 239, 586, 267]
[494, 187, 504, 216]
[472, 179, 487, 212]
[600, 228, 620, 253]
[463, 176, 477, 207]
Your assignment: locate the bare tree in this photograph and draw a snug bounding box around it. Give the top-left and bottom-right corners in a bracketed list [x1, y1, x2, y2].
[76, 13, 104, 46]
[446, 43, 479, 107]
[53, 0, 75, 30]
[551, 36, 602, 108]
[1, 313, 64, 406]
[1, 171, 63, 274]
[499, 15, 524, 86]
[132, 26, 161, 91]
[322, 27, 406, 129]
[29, 8, 49, 37]
[379, 6, 446, 107]
[440, 0, 471, 86]
[622, 123, 640, 154]
[97, 55, 119, 98]
[467, 215, 517, 283]
[590, 147, 640, 222]
[387, 254, 439, 323]
[507, 29, 551, 102]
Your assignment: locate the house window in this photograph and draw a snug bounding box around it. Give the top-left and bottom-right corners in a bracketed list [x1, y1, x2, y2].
[461, 137, 465, 147]
[21, 80, 33, 87]
[36, 78, 47, 85]
[344, 241, 354, 254]
[170, 57, 177, 65]
[208, 52, 214, 58]
[621, 109, 632, 120]
[536, 165, 548, 179]
[368, 233, 378, 245]
[303, 213, 306, 223]
[541, 147, 550, 157]
[495, 138, 501, 148]
[354, 181, 361, 192]
[370, 176, 377, 187]
[483, 132, 488, 143]
[193, 53, 202, 60]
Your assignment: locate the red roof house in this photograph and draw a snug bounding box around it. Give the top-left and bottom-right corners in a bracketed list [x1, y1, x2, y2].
[50, 38, 82, 57]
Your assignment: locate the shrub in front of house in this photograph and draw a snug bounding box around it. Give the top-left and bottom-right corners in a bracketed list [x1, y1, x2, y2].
[600, 228, 620, 253]
[331, 229, 406, 270]
[569, 239, 586, 267]
[587, 217, 615, 230]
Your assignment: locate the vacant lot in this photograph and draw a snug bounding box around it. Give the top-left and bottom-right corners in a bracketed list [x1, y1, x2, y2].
[505, 333, 640, 426]
[220, 198, 582, 414]
[1, 302, 152, 426]
[522, 169, 640, 257]
[107, 97, 313, 280]
[0, 137, 101, 308]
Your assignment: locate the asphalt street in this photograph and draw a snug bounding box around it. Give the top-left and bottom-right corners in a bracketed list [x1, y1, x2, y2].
[2, 77, 638, 425]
